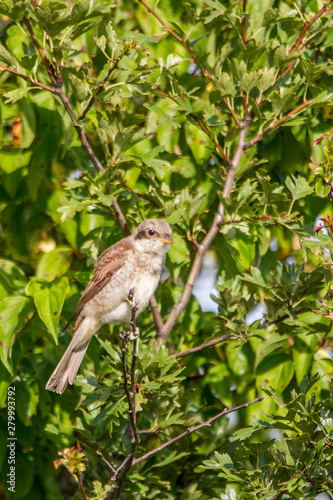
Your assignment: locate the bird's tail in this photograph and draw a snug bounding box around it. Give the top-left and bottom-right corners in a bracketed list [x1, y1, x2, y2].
[45, 316, 100, 394]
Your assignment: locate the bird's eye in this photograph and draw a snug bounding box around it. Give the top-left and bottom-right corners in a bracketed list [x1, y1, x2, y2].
[148, 229, 155, 236]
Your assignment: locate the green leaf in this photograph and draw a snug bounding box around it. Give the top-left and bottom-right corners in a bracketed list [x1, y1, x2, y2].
[3, 88, 33, 104]
[16, 373, 39, 426]
[240, 71, 260, 95]
[242, 267, 268, 288]
[5, 0, 25, 21]
[165, 208, 185, 225]
[315, 177, 331, 198]
[36, 246, 73, 281]
[18, 98, 36, 149]
[0, 2, 9, 15]
[0, 259, 28, 292]
[257, 67, 276, 95]
[0, 296, 33, 374]
[0, 42, 16, 66]
[293, 333, 318, 385]
[285, 175, 314, 201]
[256, 353, 294, 395]
[0, 360, 12, 407]
[105, 22, 118, 52]
[144, 103, 181, 129]
[71, 0, 90, 23]
[152, 451, 188, 468]
[26, 277, 70, 343]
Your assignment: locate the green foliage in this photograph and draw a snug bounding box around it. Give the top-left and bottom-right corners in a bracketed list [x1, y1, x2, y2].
[199, 376, 333, 499]
[0, 0, 333, 498]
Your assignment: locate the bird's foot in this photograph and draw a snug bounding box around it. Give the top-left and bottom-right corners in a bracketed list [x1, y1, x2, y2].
[129, 327, 140, 340]
[126, 288, 135, 305]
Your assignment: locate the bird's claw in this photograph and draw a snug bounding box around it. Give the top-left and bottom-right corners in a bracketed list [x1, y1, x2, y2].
[128, 327, 140, 340]
[126, 288, 135, 305]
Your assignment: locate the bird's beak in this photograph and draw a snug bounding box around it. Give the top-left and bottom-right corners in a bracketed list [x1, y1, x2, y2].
[155, 236, 174, 244]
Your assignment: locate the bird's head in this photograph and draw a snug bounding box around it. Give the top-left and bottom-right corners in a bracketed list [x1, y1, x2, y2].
[133, 219, 173, 255]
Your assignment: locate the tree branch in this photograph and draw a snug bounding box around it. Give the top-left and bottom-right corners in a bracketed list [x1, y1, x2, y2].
[242, 0, 247, 46]
[132, 396, 263, 465]
[105, 290, 140, 500]
[280, 6, 329, 79]
[97, 451, 117, 476]
[153, 87, 231, 165]
[0, 64, 56, 93]
[158, 116, 252, 344]
[222, 114, 251, 196]
[149, 295, 165, 332]
[119, 290, 140, 446]
[195, 117, 232, 165]
[174, 334, 233, 359]
[111, 200, 130, 235]
[22, 15, 106, 173]
[259, 307, 313, 328]
[138, 0, 196, 59]
[78, 53, 125, 121]
[23, 15, 62, 87]
[244, 99, 313, 150]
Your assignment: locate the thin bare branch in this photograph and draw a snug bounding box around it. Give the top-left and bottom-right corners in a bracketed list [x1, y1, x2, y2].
[260, 307, 313, 328]
[223, 114, 251, 196]
[153, 87, 231, 165]
[132, 396, 263, 465]
[138, 0, 196, 59]
[174, 334, 233, 359]
[78, 473, 90, 500]
[280, 6, 329, 79]
[97, 451, 117, 476]
[119, 290, 140, 446]
[0, 64, 56, 93]
[106, 291, 140, 499]
[150, 295, 164, 332]
[244, 99, 313, 149]
[158, 116, 252, 344]
[195, 117, 232, 165]
[23, 15, 61, 87]
[111, 200, 130, 235]
[223, 98, 242, 127]
[79, 54, 124, 121]
[242, 0, 248, 45]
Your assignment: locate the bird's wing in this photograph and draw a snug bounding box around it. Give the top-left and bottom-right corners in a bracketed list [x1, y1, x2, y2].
[63, 237, 132, 331]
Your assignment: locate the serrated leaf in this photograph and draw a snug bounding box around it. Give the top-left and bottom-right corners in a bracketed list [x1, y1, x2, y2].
[152, 451, 188, 468]
[3, 88, 32, 104]
[242, 267, 268, 288]
[165, 54, 183, 69]
[285, 175, 313, 201]
[165, 208, 185, 225]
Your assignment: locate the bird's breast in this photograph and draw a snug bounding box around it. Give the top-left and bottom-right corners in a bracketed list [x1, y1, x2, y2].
[131, 269, 160, 315]
[84, 256, 162, 326]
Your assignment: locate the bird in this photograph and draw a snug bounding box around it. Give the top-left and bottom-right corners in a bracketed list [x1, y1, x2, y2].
[45, 219, 173, 394]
